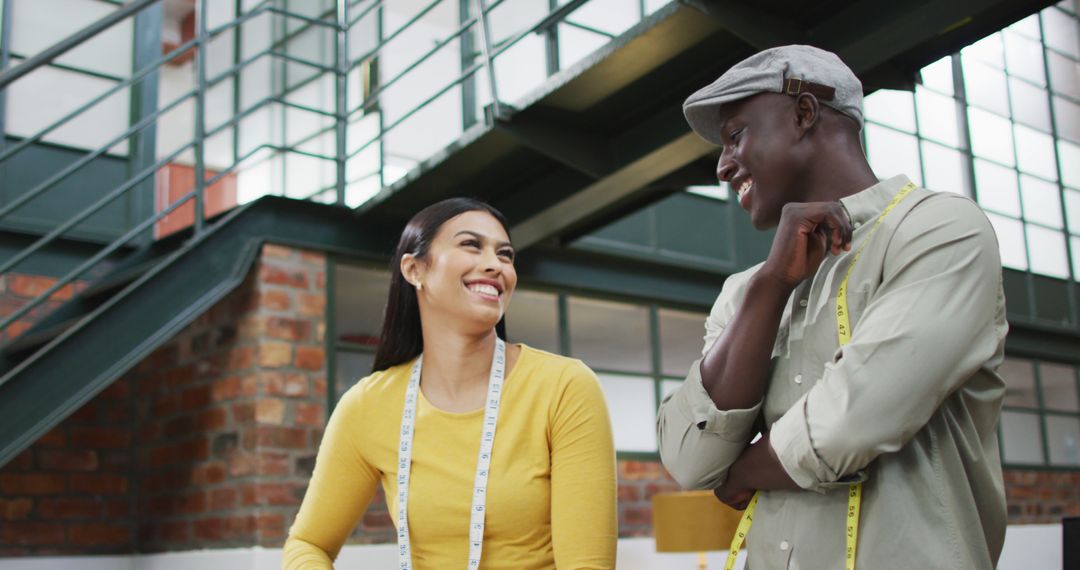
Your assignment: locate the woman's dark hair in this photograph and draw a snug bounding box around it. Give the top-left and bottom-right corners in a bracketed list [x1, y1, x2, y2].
[371, 197, 510, 372]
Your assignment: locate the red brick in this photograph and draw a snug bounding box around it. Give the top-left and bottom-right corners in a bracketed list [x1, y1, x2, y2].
[257, 452, 289, 476]
[644, 482, 681, 500]
[259, 343, 292, 368]
[315, 271, 326, 289]
[194, 517, 226, 541]
[256, 482, 302, 505]
[253, 426, 308, 449]
[257, 513, 286, 538]
[70, 427, 132, 450]
[70, 524, 131, 547]
[259, 264, 309, 289]
[0, 499, 33, 520]
[37, 497, 101, 519]
[165, 365, 196, 388]
[159, 520, 190, 543]
[621, 506, 652, 527]
[181, 385, 213, 411]
[255, 398, 286, 424]
[0, 522, 66, 545]
[617, 485, 641, 502]
[262, 244, 295, 259]
[313, 376, 327, 397]
[35, 426, 67, 447]
[295, 402, 324, 426]
[229, 454, 257, 477]
[298, 293, 325, 317]
[265, 316, 312, 342]
[198, 408, 228, 430]
[180, 491, 207, 515]
[68, 402, 98, 423]
[192, 462, 227, 485]
[226, 346, 255, 371]
[0, 473, 66, 495]
[262, 372, 308, 397]
[106, 500, 130, 518]
[362, 510, 393, 531]
[9, 274, 74, 301]
[295, 346, 324, 371]
[210, 488, 238, 511]
[212, 376, 243, 401]
[70, 473, 127, 495]
[258, 290, 291, 311]
[153, 393, 181, 417]
[299, 250, 325, 264]
[233, 403, 255, 423]
[100, 378, 132, 400]
[7, 450, 33, 470]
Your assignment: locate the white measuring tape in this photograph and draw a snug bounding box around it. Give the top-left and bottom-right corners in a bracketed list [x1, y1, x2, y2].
[397, 338, 507, 570]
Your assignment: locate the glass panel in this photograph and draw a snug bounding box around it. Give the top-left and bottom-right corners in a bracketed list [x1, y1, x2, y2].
[568, 297, 651, 373]
[658, 308, 707, 377]
[597, 374, 657, 452]
[558, 24, 611, 71]
[1001, 358, 1038, 407]
[919, 55, 955, 95]
[962, 60, 1010, 116]
[11, 0, 133, 78]
[915, 87, 960, 146]
[986, 213, 1028, 270]
[1043, 7, 1080, 58]
[921, 141, 967, 195]
[1053, 95, 1080, 144]
[1008, 77, 1052, 132]
[974, 159, 1021, 216]
[1020, 175, 1064, 228]
[1065, 188, 1080, 230]
[1040, 363, 1079, 412]
[1026, 224, 1070, 278]
[1058, 140, 1080, 189]
[1046, 49, 1080, 100]
[505, 290, 560, 354]
[961, 32, 1005, 69]
[1000, 410, 1045, 464]
[1008, 13, 1041, 39]
[660, 379, 682, 401]
[1045, 415, 1080, 465]
[967, 107, 1015, 166]
[864, 90, 916, 133]
[865, 124, 922, 185]
[488, 33, 548, 106]
[1014, 124, 1059, 180]
[337, 350, 376, 399]
[335, 265, 391, 346]
[1003, 30, 1047, 85]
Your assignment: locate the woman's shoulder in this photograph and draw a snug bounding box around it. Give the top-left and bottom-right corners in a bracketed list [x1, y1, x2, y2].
[339, 360, 414, 408]
[514, 344, 599, 390]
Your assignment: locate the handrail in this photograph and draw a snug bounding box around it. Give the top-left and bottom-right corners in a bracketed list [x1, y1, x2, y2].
[0, 0, 158, 90]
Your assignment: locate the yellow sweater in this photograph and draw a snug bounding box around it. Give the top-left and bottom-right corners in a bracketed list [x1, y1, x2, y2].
[283, 345, 617, 569]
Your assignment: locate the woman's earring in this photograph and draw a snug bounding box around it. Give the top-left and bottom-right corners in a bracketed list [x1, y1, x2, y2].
[416, 282, 423, 292]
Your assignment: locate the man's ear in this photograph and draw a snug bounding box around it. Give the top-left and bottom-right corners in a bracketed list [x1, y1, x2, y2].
[794, 93, 820, 137]
[400, 253, 424, 288]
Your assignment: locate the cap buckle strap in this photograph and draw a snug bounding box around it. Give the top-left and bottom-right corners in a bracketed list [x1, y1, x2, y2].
[785, 77, 803, 96]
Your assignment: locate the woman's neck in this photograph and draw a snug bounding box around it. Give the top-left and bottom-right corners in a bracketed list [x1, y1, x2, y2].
[419, 325, 497, 400]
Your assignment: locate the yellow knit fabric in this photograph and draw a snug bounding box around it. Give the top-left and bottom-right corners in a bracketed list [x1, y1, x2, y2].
[283, 345, 617, 569]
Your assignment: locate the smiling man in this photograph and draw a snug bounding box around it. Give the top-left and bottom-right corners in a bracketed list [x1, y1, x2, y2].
[657, 45, 1009, 569]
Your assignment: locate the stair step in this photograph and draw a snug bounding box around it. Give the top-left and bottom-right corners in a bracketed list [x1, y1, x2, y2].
[79, 258, 161, 301]
[3, 317, 80, 356]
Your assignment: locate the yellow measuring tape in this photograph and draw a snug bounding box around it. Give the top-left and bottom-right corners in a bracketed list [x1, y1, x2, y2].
[723, 183, 917, 570]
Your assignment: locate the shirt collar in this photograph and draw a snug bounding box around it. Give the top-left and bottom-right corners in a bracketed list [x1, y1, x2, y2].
[838, 174, 914, 227]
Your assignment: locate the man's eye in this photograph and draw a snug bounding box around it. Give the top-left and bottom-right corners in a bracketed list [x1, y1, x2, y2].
[730, 129, 743, 141]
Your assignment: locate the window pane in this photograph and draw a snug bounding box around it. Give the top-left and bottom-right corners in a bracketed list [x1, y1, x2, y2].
[968, 107, 1015, 166]
[962, 33, 1005, 69]
[1047, 49, 1080, 100]
[1045, 415, 1080, 465]
[658, 308, 706, 377]
[864, 90, 916, 133]
[1066, 188, 1080, 230]
[921, 141, 968, 195]
[11, 0, 133, 78]
[568, 297, 651, 373]
[963, 61, 1010, 116]
[1008, 77, 1052, 132]
[1014, 124, 1059, 180]
[558, 24, 610, 71]
[1020, 175, 1064, 228]
[1001, 358, 1038, 407]
[1008, 14, 1041, 39]
[335, 265, 391, 346]
[865, 124, 922, 185]
[919, 55, 955, 95]
[987, 213, 1029, 270]
[1004, 30, 1047, 85]
[1000, 411, 1045, 464]
[1040, 363, 1079, 412]
[564, 0, 639, 37]
[597, 374, 656, 452]
[1059, 140, 1080, 189]
[1043, 7, 1080, 58]
[915, 87, 960, 146]
[1026, 224, 1070, 278]
[1053, 95, 1080, 144]
[505, 290, 560, 354]
[974, 159, 1021, 216]
[660, 379, 682, 401]
[337, 351, 376, 399]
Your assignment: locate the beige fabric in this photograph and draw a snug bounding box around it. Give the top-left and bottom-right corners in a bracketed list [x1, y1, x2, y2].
[657, 175, 1008, 569]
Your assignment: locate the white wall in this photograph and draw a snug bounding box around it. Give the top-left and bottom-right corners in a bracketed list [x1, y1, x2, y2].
[0, 524, 1063, 569]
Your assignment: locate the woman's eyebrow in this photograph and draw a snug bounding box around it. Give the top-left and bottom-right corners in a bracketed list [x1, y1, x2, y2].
[453, 230, 512, 249]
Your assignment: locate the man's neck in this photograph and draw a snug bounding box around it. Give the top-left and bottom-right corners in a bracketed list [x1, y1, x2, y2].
[801, 143, 880, 203]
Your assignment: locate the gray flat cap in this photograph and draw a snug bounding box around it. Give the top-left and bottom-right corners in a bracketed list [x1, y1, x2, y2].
[683, 45, 864, 145]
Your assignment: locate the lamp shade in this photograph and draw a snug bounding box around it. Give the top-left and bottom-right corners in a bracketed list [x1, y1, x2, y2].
[652, 491, 743, 553]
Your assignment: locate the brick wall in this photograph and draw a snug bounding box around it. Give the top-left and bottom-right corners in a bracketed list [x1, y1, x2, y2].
[0, 273, 86, 342]
[1004, 469, 1080, 523]
[0, 244, 327, 554]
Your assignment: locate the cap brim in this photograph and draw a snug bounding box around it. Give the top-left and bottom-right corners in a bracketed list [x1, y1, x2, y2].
[683, 94, 741, 146]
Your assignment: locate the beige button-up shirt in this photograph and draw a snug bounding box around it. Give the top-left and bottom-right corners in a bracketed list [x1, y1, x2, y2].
[657, 175, 1008, 569]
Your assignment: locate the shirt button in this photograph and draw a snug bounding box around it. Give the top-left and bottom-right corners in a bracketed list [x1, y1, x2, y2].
[794, 374, 803, 385]
[780, 540, 790, 551]
[798, 299, 808, 308]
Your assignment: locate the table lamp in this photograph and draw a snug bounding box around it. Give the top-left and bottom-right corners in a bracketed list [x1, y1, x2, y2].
[652, 490, 744, 570]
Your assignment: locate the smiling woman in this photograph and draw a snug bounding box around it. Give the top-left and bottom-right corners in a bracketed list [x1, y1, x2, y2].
[282, 198, 617, 570]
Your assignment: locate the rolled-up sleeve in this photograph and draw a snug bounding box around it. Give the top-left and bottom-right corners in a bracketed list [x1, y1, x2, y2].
[770, 196, 1005, 493]
[657, 269, 763, 490]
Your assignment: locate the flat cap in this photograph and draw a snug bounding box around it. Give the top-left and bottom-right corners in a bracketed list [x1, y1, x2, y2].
[683, 45, 864, 145]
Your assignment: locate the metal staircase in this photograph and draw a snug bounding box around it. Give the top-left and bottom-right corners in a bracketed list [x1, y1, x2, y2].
[0, 0, 1056, 466]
